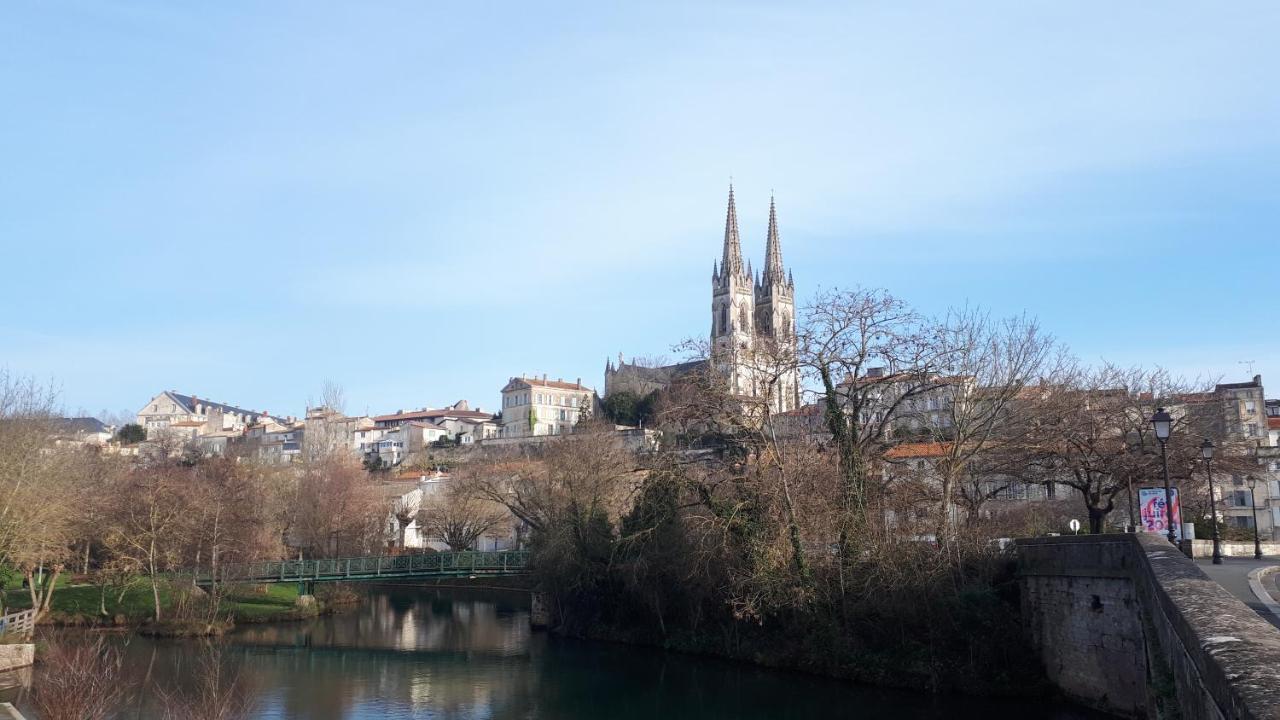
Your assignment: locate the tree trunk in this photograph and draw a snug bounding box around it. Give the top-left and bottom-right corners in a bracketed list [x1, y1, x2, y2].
[38, 565, 62, 615]
[1088, 506, 1106, 534]
[24, 568, 39, 620]
[149, 538, 162, 622]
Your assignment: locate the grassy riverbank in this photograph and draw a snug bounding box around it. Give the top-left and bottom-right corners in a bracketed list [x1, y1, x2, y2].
[1, 577, 318, 627]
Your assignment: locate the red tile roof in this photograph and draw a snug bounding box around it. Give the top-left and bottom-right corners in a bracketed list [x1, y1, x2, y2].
[1268, 417, 1280, 431]
[373, 408, 494, 422]
[884, 442, 953, 459]
[504, 377, 593, 392]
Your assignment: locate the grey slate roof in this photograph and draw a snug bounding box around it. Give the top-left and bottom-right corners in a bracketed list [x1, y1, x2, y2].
[58, 417, 111, 435]
[168, 392, 263, 419]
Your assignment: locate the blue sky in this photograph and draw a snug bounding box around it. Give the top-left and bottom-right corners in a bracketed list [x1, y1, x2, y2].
[2, 2, 1278, 419]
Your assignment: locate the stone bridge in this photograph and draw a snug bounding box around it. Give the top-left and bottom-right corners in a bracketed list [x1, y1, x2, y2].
[1017, 533, 1280, 719]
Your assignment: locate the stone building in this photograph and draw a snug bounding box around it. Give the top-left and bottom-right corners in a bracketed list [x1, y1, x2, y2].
[371, 400, 498, 444]
[499, 376, 595, 438]
[604, 186, 800, 414]
[53, 417, 115, 447]
[1176, 375, 1278, 539]
[136, 391, 271, 439]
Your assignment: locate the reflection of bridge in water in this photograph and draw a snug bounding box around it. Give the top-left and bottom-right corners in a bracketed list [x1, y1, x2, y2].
[196, 551, 530, 589]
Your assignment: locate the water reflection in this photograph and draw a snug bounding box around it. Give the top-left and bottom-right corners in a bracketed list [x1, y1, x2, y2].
[11, 586, 1104, 719]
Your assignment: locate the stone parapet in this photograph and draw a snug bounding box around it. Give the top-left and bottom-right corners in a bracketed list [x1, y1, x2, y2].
[1017, 533, 1280, 719]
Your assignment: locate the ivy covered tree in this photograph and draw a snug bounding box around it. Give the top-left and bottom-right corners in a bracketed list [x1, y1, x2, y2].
[601, 390, 660, 427]
[115, 423, 146, 445]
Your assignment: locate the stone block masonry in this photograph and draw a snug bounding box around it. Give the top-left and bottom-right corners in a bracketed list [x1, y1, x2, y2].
[1017, 533, 1280, 719]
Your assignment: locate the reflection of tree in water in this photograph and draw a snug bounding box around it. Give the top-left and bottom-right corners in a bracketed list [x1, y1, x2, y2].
[216, 588, 538, 719]
[233, 587, 531, 656]
[60, 589, 1099, 720]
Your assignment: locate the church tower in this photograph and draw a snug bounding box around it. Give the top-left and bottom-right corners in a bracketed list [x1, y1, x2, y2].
[754, 195, 799, 413]
[711, 184, 756, 396]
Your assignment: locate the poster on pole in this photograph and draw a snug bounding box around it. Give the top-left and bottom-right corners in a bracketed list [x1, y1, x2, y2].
[1139, 488, 1183, 539]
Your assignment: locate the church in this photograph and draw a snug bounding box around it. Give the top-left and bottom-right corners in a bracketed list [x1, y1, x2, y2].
[604, 186, 801, 415]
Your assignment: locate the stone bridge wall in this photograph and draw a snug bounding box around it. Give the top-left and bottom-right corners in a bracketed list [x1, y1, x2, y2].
[1016, 533, 1280, 719]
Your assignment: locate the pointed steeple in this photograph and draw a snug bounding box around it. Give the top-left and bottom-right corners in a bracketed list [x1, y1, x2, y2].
[721, 183, 745, 281]
[763, 194, 785, 286]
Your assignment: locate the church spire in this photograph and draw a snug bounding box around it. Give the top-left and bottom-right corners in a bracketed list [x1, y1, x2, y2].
[763, 194, 785, 286]
[721, 183, 745, 280]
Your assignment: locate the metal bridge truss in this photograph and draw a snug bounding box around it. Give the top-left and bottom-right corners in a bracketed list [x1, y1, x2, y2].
[195, 550, 530, 588]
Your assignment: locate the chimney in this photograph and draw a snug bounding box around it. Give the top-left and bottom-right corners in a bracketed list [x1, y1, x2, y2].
[576, 378, 581, 386]
[542, 373, 547, 381]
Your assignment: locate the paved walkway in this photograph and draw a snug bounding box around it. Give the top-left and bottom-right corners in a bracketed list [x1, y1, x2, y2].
[1194, 557, 1280, 630]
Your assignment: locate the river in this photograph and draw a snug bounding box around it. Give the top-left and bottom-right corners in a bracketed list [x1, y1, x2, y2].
[6, 586, 1103, 719]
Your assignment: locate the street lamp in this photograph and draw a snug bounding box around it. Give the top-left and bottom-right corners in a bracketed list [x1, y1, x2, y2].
[1201, 439, 1222, 564]
[1151, 408, 1177, 544]
[1248, 475, 1263, 560]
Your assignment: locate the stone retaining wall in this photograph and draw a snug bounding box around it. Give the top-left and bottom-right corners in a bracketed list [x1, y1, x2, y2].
[1017, 533, 1280, 719]
[1186, 539, 1280, 558]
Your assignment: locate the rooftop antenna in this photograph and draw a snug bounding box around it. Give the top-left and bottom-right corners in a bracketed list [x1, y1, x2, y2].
[1239, 360, 1257, 376]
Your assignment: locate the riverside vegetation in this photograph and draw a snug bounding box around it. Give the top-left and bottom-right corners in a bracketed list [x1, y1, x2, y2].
[0, 374, 392, 637]
[0, 287, 1255, 697]
[461, 288, 1253, 697]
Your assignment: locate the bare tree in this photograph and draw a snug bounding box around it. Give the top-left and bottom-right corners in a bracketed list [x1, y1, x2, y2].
[798, 288, 948, 556]
[157, 643, 257, 720]
[461, 423, 640, 535]
[26, 633, 129, 720]
[103, 461, 190, 621]
[915, 309, 1062, 537]
[1009, 364, 1220, 533]
[303, 381, 351, 463]
[288, 458, 385, 558]
[418, 484, 509, 551]
[184, 458, 283, 598]
[0, 371, 82, 618]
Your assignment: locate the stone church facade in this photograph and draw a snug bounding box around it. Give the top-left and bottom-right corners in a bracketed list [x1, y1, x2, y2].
[605, 186, 800, 415]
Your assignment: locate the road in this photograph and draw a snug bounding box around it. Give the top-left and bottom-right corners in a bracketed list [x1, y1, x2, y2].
[1194, 557, 1280, 630]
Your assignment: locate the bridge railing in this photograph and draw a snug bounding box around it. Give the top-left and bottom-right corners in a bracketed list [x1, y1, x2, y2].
[0, 609, 36, 639]
[197, 550, 530, 585]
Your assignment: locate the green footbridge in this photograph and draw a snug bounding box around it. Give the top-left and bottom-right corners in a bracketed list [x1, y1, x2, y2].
[196, 550, 530, 588]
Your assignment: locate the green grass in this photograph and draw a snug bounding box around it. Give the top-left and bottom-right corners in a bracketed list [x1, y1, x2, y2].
[2, 576, 305, 624]
[222, 584, 304, 621]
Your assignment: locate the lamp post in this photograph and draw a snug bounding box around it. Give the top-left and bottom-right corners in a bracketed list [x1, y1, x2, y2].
[1201, 439, 1222, 564]
[1248, 475, 1263, 560]
[1151, 408, 1177, 544]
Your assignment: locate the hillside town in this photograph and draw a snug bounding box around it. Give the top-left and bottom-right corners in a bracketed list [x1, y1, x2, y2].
[53, 189, 1280, 551]
[6, 4, 1280, 714]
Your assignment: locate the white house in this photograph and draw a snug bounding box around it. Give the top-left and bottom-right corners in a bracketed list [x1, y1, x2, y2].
[499, 376, 596, 438]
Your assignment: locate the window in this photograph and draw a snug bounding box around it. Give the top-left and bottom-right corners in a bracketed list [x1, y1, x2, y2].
[1233, 515, 1254, 529]
[1234, 491, 1252, 507]
[1246, 400, 1257, 413]
[719, 305, 728, 335]
[1247, 423, 1259, 437]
